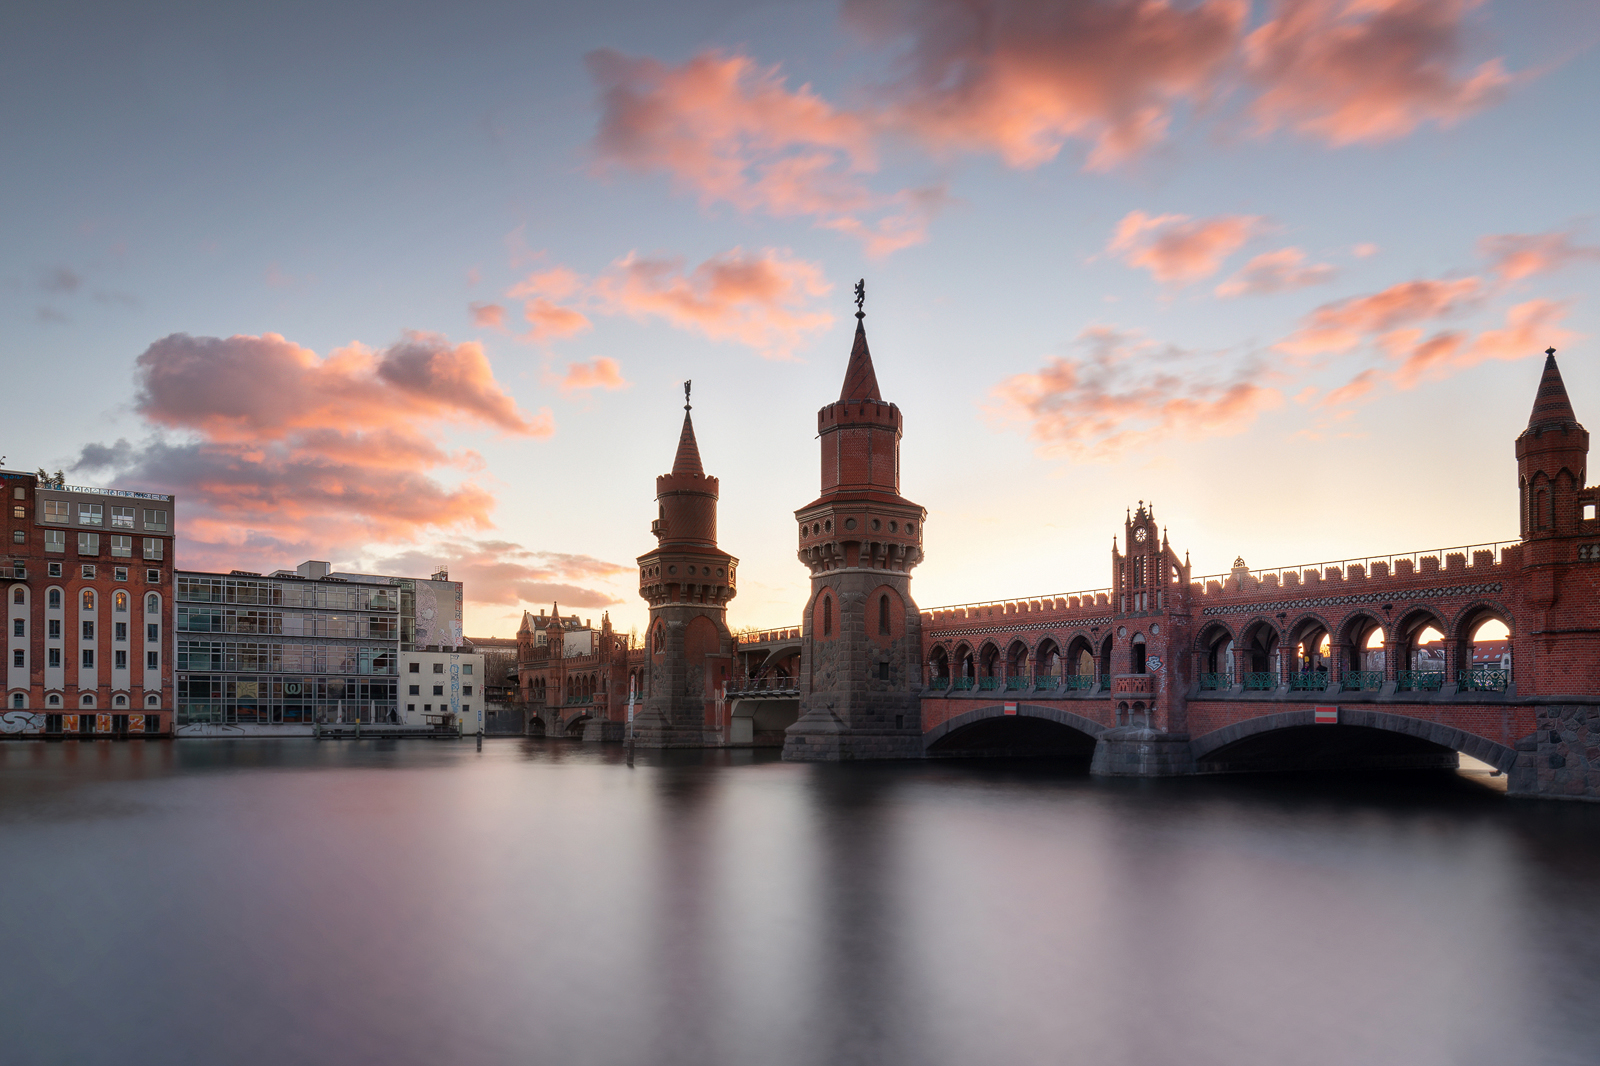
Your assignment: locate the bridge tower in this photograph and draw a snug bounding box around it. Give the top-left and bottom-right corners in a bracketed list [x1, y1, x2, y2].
[633, 386, 738, 747]
[783, 288, 927, 761]
[1517, 349, 1589, 546]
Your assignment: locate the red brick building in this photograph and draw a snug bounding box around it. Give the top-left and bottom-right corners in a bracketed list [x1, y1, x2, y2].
[3, 469, 175, 737]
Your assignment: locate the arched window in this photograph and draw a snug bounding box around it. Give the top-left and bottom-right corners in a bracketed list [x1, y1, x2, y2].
[82, 590, 95, 611]
[114, 591, 128, 613]
[652, 623, 664, 654]
[47, 694, 61, 707]
[10, 693, 22, 708]
[146, 594, 159, 615]
[145, 694, 159, 707]
[879, 594, 890, 635]
[823, 596, 832, 637]
[1132, 634, 1147, 674]
[11, 588, 21, 604]
[113, 694, 127, 708]
[48, 589, 61, 610]
[80, 694, 95, 708]
[1537, 489, 1549, 530]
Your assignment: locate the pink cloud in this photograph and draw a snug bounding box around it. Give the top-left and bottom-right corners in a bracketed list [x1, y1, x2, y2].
[988, 325, 1282, 459]
[1479, 230, 1600, 281]
[1215, 246, 1337, 297]
[469, 301, 506, 328]
[1353, 243, 1380, 258]
[1244, 0, 1512, 145]
[1386, 299, 1578, 389]
[508, 248, 833, 360]
[1108, 210, 1265, 285]
[373, 541, 631, 610]
[1276, 276, 1484, 355]
[587, 48, 941, 255]
[74, 331, 553, 570]
[555, 357, 630, 395]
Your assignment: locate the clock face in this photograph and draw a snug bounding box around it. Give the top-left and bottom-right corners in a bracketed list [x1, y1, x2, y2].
[1134, 527, 1147, 543]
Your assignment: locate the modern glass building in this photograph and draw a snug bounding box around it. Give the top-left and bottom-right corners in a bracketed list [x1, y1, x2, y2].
[174, 561, 464, 732]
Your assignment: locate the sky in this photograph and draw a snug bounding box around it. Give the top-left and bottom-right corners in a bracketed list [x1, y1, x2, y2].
[4, 0, 1599, 640]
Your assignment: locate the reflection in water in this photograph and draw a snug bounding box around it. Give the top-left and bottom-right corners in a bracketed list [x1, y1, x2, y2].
[1, 740, 1598, 1066]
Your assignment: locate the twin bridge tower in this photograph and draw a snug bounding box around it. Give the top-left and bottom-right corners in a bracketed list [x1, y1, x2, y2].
[634, 289, 927, 759]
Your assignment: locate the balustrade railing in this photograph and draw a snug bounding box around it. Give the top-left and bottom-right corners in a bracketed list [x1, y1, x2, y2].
[1242, 672, 1277, 691]
[1198, 672, 1232, 690]
[1341, 670, 1384, 691]
[953, 677, 975, 691]
[1063, 674, 1097, 691]
[978, 677, 1001, 691]
[928, 677, 950, 691]
[1288, 670, 1329, 691]
[1034, 675, 1062, 690]
[1396, 671, 1445, 692]
[1004, 676, 1030, 690]
[737, 627, 803, 644]
[1099, 674, 1111, 691]
[726, 677, 799, 694]
[1458, 669, 1511, 692]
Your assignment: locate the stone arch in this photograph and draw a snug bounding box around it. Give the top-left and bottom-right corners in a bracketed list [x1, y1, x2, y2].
[928, 644, 950, 681]
[1286, 612, 1335, 680]
[952, 642, 975, 679]
[1448, 600, 1516, 688]
[1195, 621, 1234, 678]
[1237, 618, 1281, 676]
[1005, 639, 1029, 676]
[1064, 634, 1095, 678]
[977, 641, 1001, 678]
[923, 703, 1105, 759]
[1191, 708, 1517, 774]
[1394, 606, 1448, 679]
[1034, 637, 1062, 677]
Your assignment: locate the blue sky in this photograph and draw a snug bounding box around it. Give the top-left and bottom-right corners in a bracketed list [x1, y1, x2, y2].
[4, 0, 1598, 637]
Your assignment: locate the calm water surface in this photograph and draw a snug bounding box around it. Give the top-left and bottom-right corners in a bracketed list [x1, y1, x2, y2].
[2, 739, 1598, 1066]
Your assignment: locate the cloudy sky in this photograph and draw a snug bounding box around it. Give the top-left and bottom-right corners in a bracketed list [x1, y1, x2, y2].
[4, 0, 1598, 638]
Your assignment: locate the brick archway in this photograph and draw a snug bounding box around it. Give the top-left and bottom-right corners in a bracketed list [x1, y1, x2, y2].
[1190, 708, 1517, 772]
[923, 703, 1107, 753]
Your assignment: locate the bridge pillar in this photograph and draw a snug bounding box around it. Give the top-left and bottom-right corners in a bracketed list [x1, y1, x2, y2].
[1510, 704, 1600, 800]
[1089, 727, 1197, 776]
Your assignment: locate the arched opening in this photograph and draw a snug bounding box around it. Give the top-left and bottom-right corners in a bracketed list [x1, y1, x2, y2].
[47, 694, 61, 707]
[953, 644, 975, 688]
[822, 596, 832, 636]
[926, 711, 1098, 765]
[1197, 623, 1234, 689]
[112, 694, 127, 708]
[1289, 618, 1331, 690]
[145, 694, 159, 707]
[1062, 636, 1095, 689]
[1459, 615, 1512, 692]
[1195, 717, 1504, 777]
[928, 645, 950, 685]
[1337, 615, 1386, 690]
[1004, 641, 1029, 688]
[878, 594, 890, 635]
[977, 642, 1000, 680]
[10, 693, 22, 708]
[1131, 633, 1147, 675]
[1034, 639, 1061, 689]
[80, 694, 95, 708]
[1117, 700, 1129, 727]
[1240, 622, 1280, 690]
[1397, 611, 1447, 691]
[1097, 635, 1113, 682]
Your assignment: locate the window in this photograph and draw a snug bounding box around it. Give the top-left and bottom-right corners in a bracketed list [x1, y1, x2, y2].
[111, 506, 135, 528]
[114, 650, 127, 669]
[146, 694, 159, 707]
[462, 664, 474, 675]
[146, 569, 161, 583]
[82, 649, 94, 668]
[78, 533, 99, 554]
[823, 596, 832, 637]
[47, 694, 60, 707]
[114, 622, 127, 641]
[83, 621, 95, 639]
[11, 488, 19, 500]
[143, 539, 164, 560]
[11, 650, 22, 668]
[82, 565, 96, 579]
[78, 504, 103, 526]
[48, 589, 62, 610]
[81, 590, 95, 610]
[48, 620, 60, 639]
[47, 562, 61, 577]
[146, 651, 158, 669]
[48, 649, 60, 668]
[10, 530, 21, 544]
[11, 505, 22, 519]
[409, 663, 420, 673]
[408, 685, 420, 695]
[110, 535, 132, 557]
[146, 594, 158, 615]
[878, 662, 890, 680]
[43, 501, 69, 523]
[407, 704, 415, 712]
[424, 704, 432, 712]
[433, 663, 444, 673]
[432, 685, 443, 696]
[463, 685, 473, 695]
[879, 594, 890, 635]
[143, 509, 168, 530]
[147, 623, 158, 641]
[44, 530, 64, 553]
[10, 692, 21, 707]
[463, 705, 470, 716]
[11, 618, 21, 636]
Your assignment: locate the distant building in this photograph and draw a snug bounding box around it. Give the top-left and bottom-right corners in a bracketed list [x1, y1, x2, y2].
[462, 635, 521, 733]
[515, 605, 643, 739]
[3, 468, 175, 737]
[172, 559, 475, 736]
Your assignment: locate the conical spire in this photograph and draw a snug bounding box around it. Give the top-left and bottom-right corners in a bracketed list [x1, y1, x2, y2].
[1527, 348, 1577, 430]
[672, 406, 704, 477]
[839, 317, 882, 402]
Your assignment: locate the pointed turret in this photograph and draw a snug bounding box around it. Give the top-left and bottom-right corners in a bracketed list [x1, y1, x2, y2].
[672, 409, 704, 477]
[1527, 348, 1578, 431]
[839, 316, 882, 403]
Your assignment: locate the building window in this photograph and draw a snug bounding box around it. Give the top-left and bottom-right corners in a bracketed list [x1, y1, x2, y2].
[48, 649, 61, 668]
[10, 692, 21, 707]
[409, 663, 420, 673]
[110, 535, 132, 557]
[143, 509, 168, 531]
[48, 620, 60, 639]
[463, 685, 474, 695]
[10, 530, 21, 544]
[407, 704, 415, 712]
[11, 505, 22, 518]
[823, 596, 832, 636]
[82, 649, 94, 668]
[43, 501, 69, 523]
[114, 650, 127, 669]
[143, 539, 164, 560]
[146, 651, 159, 669]
[146, 570, 161, 583]
[82, 590, 95, 610]
[82, 565, 96, 579]
[879, 594, 890, 634]
[44, 530, 64, 553]
[424, 704, 432, 712]
[433, 663, 444, 673]
[11, 650, 22, 668]
[147, 623, 159, 641]
[83, 621, 95, 639]
[146, 594, 159, 614]
[114, 567, 127, 581]
[81, 694, 94, 707]
[114, 592, 128, 613]
[46, 694, 60, 707]
[47, 562, 62, 577]
[48, 589, 62, 610]
[111, 506, 135, 528]
[462, 664, 474, 675]
[114, 622, 127, 641]
[146, 694, 159, 707]
[78, 533, 99, 554]
[78, 504, 103, 525]
[432, 685, 443, 696]
[11, 618, 22, 636]
[409, 685, 419, 695]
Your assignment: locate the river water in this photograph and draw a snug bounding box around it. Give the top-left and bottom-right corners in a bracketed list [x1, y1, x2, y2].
[1, 739, 1598, 1066]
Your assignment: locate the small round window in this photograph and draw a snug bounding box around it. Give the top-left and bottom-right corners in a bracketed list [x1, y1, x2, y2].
[906, 523, 915, 534]
[871, 519, 881, 531]
[825, 519, 832, 533]
[845, 518, 857, 531]
[717, 568, 725, 577]
[889, 521, 898, 533]
[668, 565, 677, 575]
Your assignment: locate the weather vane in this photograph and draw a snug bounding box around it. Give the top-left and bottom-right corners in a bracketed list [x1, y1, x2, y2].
[684, 379, 692, 410]
[854, 278, 865, 316]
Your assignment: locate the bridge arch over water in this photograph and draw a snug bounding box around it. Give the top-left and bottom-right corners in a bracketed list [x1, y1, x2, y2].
[1191, 709, 1517, 775]
[924, 703, 1105, 760]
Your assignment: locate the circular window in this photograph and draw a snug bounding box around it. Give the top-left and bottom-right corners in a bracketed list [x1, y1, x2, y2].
[871, 519, 881, 531]
[668, 565, 677, 575]
[687, 565, 697, 575]
[1117, 626, 1127, 638]
[825, 519, 833, 532]
[889, 521, 898, 533]
[906, 523, 915, 534]
[717, 568, 725, 577]
[845, 518, 857, 531]
[1151, 623, 1160, 634]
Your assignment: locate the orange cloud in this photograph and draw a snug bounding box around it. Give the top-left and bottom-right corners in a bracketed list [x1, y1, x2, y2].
[73, 331, 553, 568]
[988, 325, 1282, 459]
[1386, 299, 1577, 389]
[1109, 210, 1264, 285]
[469, 301, 506, 329]
[1276, 276, 1484, 355]
[1215, 246, 1337, 297]
[373, 542, 632, 609]
[555, 357, 630, 395]
[1244, 0, 1512, 145]
[587, 48, 942, 255]
[1479, 230, 1600, 281]
[847, 0, 1248, 170]
[508, 248, 833, 360]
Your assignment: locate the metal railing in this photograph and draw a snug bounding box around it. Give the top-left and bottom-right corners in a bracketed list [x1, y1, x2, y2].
[952, 677, 974, 691]
[1198, 672, 1232, 690]
[1288, 671, 1329, 691]
[1242, 672, 1277, 691]
[1396, 671, 1445, 692]
[928, 678, 950, 691]
[1341, 670, 1384, 691]
[978, 677, 1001, 690]
[726, 677, 799, 694]
[1192, 539, 1516, 591]
[1459, 669, 1511, 692]
[737, 627, 802, 644]
[922, 588, 1114, 619]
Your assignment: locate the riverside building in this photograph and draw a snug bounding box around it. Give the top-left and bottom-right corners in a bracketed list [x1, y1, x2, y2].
[174, 560, 477, 736]
[3, 468, 175, 737]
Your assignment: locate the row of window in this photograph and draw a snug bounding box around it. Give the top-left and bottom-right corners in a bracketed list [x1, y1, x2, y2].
[7, 695, 164, 711]
[15, 648, 160, 669]
[408, 661, 473, 674]
[37, 502, 168, 530]
[21, 588, 163, 613]
[177, 577, 397, 611]
[23, 531, 166, 558]
[407, 684, 474, 696]
[176, 641, 397, 674]
[8, 563, 163, 583]
[178, 676, 396, 701]
[12, 619, 160, 641]
[175, 607, 396, 638]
